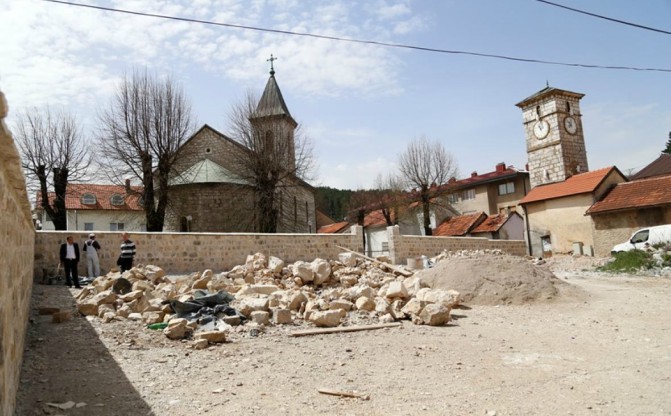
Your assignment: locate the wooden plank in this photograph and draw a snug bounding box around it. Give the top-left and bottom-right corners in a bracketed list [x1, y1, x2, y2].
[335, 245, 413, 277]
[289, 322, 401, 337]
[318, 388, 370, 400]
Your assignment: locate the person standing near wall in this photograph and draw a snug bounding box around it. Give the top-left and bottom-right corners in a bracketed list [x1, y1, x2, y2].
[59, 236, 81, 288]
[83, 233, 101, 279]
[118, 232, 136, 273]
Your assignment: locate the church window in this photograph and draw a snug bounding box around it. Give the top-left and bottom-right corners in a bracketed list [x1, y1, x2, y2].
[535, 105, 541, 119]
[110, 194, 125, 206]
[294, 196, 297, 223]
[566, 102, 571, 113]
[81, 193, 97, 205]
[305, 201, 309, 224]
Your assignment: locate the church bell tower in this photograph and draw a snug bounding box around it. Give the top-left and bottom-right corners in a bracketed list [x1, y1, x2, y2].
[516, 86, 588, 188]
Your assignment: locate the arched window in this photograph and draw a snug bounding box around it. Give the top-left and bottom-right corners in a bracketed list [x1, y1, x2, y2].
[81, 193, 97, 205]
[110, 194, 125, 206]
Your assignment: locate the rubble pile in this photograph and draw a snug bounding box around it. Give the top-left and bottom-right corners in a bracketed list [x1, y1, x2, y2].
[74, 252, 461, 345]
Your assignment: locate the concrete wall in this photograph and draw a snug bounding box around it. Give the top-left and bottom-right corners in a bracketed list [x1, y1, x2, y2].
[0, 91, 35, 416]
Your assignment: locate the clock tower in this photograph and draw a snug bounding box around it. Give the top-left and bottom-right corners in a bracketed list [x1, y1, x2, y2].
[516, 86, 588, 188]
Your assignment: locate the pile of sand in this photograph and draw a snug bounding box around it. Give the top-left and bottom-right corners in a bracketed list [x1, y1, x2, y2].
[416, 253, 578, 305]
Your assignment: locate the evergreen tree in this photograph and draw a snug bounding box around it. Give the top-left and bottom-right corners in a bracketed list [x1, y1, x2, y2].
[663, 131, 671, 155]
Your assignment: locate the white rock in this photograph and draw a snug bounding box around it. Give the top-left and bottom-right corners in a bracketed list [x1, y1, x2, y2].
[415, 288, 460, 308]
[309, 310, 342, 327]
[268, 256, 285, 274]
[355, 296, 375, 311]
[311, 258, 332, 286]
[418, 303, 451, 326]
[292, 261, 314, 282]
[338, 252, 358, 267]
[250, 311, 270, 325]
[329, 299, 354, 312]
[386, 281, 409, 299]
[272, 308, 292, 325]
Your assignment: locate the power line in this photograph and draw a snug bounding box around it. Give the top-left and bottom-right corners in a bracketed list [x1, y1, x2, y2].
[535, 0, 671, 35]
[43, 0, 671, 73]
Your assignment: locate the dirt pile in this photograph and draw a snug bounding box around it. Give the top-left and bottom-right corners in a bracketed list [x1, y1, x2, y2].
[417, 250, 580, 305]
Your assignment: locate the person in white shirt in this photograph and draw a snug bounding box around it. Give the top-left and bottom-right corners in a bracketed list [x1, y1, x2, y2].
[83, 233, 101, 279]
[59, 236, 81, 288]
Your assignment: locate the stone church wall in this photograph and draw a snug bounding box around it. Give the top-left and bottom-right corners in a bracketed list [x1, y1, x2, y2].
[0, 91, 35, 416]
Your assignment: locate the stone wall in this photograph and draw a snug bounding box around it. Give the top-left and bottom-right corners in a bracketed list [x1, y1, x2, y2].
[34, 225, 528, 278]
[0, 90, 35, 416]
[387, 226, 527, 263]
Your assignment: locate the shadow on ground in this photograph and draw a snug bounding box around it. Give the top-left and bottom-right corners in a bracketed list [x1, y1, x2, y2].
[15, 283, 154, 416]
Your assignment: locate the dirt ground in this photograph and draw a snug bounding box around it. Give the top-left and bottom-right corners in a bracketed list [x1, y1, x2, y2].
[15, 255, 671, 416]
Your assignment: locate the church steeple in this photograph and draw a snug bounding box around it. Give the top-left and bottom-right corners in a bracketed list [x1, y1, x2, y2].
[250, 55, 297, 127]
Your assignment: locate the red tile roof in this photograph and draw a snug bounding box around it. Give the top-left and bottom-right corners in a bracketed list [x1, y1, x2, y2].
[36, 183, 143, 211]
[363, 210, 395, 228]
[587, 175, 671, 215]
[317, 221, 351, 234]
[471, 213, 508, 233]
[631, 153, 671, 180]
[433, 212, 487, 236]
[520, 167, 620, 205]
[439, 166, 527, 192]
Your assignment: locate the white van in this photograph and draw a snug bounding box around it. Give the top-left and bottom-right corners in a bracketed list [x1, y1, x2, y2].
[611, 224, 671, 253]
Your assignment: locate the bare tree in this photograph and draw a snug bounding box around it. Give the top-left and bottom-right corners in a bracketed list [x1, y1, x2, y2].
[14, 107, 90, 230]
[398, 136, 458, 235]
[227, 91, 315, 233]
[97, 69, 196, 231]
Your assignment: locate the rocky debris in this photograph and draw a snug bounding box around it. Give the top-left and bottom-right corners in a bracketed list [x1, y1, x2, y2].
[74, 251, 474, 344]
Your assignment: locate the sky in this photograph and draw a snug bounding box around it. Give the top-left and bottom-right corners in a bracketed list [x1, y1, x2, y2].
[1, 0, 670, 190]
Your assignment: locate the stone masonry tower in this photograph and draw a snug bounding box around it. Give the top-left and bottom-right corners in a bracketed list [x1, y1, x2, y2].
[516, 86, 588, 188]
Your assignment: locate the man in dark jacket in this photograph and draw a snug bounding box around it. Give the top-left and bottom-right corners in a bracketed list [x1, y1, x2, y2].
[59, 236, 81, 288]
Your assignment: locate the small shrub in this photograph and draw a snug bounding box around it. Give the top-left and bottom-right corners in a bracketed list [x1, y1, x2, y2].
[599, 250, 654, 273]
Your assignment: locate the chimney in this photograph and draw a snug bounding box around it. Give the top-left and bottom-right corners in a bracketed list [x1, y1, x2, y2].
[525, 163, 529, 171]
[448, 177, 456, 183]
[496, 162, 506, 172]
[125, 179, 131, 195]
[471, 171, 478, 178]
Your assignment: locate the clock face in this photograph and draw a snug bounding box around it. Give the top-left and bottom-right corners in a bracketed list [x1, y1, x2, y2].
[564, 116, 577, 134]
[533, 120, 550, 139]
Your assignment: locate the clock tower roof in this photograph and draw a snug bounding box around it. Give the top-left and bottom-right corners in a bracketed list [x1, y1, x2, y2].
[515, 86, 585, 108]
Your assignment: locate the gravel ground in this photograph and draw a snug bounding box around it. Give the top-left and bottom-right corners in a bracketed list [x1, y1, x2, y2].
[15, 255, 671, 415]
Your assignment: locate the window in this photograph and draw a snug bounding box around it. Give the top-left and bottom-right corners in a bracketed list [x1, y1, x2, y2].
[462, 189, 475, 200]
[110, 222, 124, 231]
[293, 196, 297, 223]
[448, 193, 458, 204]
[110, 194, 125, 206]
[381, 242, 389, 252]
[81, 193, 97, 205]
[84, 222, 94, 231]
[498, 181, 515, 195]
[631, 230, 649, 244]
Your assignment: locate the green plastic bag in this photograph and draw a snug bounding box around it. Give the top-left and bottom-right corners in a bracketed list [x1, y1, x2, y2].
[147, 322, 168, 330]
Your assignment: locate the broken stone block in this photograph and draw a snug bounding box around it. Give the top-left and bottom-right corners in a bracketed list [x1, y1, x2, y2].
[401, 298, 427, 317]
[386, 281, 409, 299]
[193, 339, 209, 350]
[390, 299, 406, 320]
[236, 297, 270, 317]
[164, 318, 192, 340]
[418, 303, 451, 326]
[415, 288, 460, 308]
[143, 311, 165, 325]
[250, 311, 270, 325]
[92, 290, 117, 306]
[128, 296, 151, 313]
[309, 310, 342, 327]
[246, 252, 267, 271]
[119, 290, 144, 303]
[77, 301, 98, 316]
[311, 258, 331, 286]
[237, 284, 281, 297]
[329, 299, 354, 312]
[97, 304, 115, 318]
[128, 313, 143, 321]
[132, 280, 153, 293]
[339, 275, 358, 287]
[143, 265, 166, 284]
[272, 308, 292, 325]
[116, 304, 131, 318]
[75, 287, 94, 301]
[268, 256, 285, 274]
[195, 330, 226, 344]
[374, 297, 391, 314]
[355, 296, 375, 312]
[52, 311, 71, 323]
[379, 313, 395, 323]
[102, 312, 116, 323]
[292, 261, 314, 282]
[338, 252, 358, 267]
[222, 315, 241, 326]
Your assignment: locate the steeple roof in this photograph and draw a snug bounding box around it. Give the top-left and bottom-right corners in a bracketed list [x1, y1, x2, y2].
[251, 73, 297, 126]
[515, 86, 585, 108]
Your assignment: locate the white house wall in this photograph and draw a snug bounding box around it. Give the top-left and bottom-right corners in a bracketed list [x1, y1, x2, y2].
[41, 210, 145, 231]
[365, 226, 389, 257]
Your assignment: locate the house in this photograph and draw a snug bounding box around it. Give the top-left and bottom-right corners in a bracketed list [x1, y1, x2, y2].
[586, 174, 671, 255]
[433, 212, 487, 237]
[630, 153, 671, 180]
[35, 182, 145, 231]
[317, 221, 352, 234]
[165, 68, 316, 233]
[471, 212, 524, 240]
[519, 166, 627, 256]
[442, 162, 531, 217]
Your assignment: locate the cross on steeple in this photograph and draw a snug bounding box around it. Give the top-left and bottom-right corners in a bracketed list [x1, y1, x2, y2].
[267, 54, 277, 75]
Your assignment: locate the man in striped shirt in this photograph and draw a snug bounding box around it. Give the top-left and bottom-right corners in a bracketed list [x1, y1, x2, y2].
[118, 232, 136, 273]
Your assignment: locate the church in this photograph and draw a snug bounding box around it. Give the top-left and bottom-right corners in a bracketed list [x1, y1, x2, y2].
[164, 63, 316, 233]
